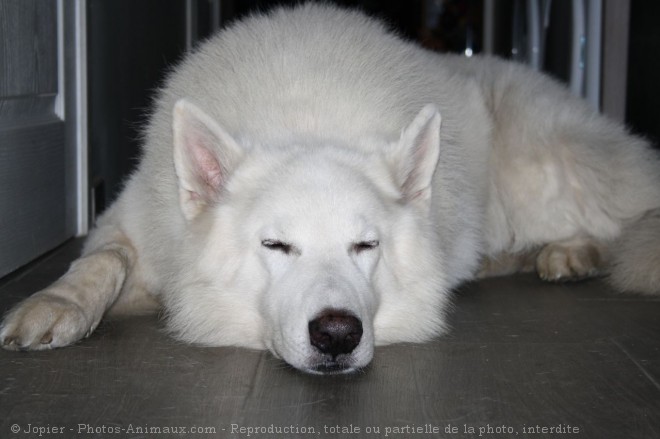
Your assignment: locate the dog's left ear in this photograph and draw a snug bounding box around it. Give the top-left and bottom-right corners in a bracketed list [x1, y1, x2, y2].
[390, 104, 442, 203]
[173, 99, 244, 220]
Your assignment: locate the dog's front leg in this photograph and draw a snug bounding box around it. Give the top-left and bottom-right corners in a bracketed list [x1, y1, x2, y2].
[0, 241, 134, 350]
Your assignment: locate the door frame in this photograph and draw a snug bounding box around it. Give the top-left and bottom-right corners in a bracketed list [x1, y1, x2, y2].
[62, 0, 89, 237]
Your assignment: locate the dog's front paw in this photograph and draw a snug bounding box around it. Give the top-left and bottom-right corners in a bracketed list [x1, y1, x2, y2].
[0, 294, 95, 351]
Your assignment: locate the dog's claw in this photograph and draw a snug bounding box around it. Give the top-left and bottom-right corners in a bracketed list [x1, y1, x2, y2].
[2, 335, 18, 348]
[40, 331, 53, 345]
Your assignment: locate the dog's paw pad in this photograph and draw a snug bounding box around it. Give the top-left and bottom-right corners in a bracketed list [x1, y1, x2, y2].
[536, 240, 603, 282]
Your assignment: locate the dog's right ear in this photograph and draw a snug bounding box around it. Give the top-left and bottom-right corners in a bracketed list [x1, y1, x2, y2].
[173, 99, 244, 220]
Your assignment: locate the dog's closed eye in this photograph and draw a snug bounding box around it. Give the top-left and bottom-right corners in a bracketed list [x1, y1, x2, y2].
[352, 240, 379, 254]
[261, 239, 295, 255]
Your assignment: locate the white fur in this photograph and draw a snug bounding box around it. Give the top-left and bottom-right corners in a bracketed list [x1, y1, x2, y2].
[2, 4, 659, 374]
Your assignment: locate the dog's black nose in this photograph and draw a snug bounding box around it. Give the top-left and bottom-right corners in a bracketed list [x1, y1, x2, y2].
[309, 310, 363, 357]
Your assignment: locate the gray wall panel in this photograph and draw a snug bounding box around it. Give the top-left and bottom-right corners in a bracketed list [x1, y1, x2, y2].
[0, 121, 67, 276]
[0, 0, 58, 97]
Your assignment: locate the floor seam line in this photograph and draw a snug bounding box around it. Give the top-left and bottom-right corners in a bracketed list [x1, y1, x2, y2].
[610, 338, 660, 392]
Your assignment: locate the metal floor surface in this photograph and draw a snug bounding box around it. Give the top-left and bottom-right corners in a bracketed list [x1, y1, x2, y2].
[1, 239, 659, 438]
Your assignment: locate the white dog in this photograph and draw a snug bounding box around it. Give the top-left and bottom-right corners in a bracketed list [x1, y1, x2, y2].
[2, 4, 659, 374]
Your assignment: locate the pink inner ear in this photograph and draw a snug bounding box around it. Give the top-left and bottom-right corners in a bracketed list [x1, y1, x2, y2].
[190, 135, 223, 190]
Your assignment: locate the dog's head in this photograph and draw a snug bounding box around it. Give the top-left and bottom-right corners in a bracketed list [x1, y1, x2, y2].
[165, 100, 450, 374]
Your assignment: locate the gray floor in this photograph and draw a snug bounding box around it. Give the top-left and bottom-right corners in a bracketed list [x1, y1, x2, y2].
[1, 239, 659, 439]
